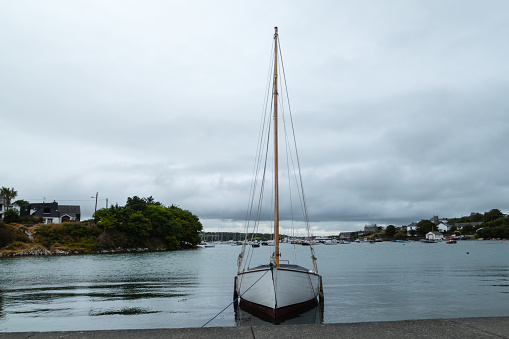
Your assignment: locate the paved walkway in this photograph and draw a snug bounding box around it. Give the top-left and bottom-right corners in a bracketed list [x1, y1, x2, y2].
[1, 317, 508, 338]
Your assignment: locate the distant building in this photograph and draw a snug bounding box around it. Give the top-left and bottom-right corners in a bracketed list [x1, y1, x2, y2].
[0, 197, 7, 220]
[426, 231, 444, 241]
[339, 231, 353, 239]
[436, 222, 450, 232]
[20, 201, 81, 224]
[406, 222, 418, 236]
[59, 205, 81, 222]
[0, 197, 19, 220]
[364, 224, 378, 234]
[454, 222, 482, 230]
[0, 197, 5, 220]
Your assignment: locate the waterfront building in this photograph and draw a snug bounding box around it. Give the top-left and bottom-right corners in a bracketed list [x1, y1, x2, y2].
[426, 231, 444, 241]
[20, 201, 81, 224]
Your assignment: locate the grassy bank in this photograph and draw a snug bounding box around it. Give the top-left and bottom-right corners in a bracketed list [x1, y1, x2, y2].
[0, 221, 187, 256]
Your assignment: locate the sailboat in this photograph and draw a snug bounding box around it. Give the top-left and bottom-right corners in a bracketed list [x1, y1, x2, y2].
[234, 27, 323, 322]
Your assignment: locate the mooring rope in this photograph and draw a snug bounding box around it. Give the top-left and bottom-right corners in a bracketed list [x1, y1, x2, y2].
[201, 268, 271, 327]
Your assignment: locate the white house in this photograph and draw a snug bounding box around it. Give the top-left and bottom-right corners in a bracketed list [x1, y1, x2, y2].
[426, 231, 444, 241]
[0, 197, 20, 220]
[406, 222, 418, 236]
[0, 197, 6, 220]
[20, 201, 81, 224]
[436, 222, 450, 232]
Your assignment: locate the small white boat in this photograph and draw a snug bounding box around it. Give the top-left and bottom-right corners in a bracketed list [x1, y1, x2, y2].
[198, 242, 215, 248]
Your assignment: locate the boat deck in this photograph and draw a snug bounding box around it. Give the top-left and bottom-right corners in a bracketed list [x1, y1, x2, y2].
[247, 264, 312, 272]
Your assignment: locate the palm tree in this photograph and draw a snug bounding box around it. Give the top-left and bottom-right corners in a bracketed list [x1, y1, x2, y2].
[0, 187, 18, 210]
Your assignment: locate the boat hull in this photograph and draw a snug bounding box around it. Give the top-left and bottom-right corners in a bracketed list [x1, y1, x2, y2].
[236, 264, 320, 320]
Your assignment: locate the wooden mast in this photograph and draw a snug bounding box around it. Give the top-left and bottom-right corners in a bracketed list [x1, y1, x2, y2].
[273, 27, 280, 267]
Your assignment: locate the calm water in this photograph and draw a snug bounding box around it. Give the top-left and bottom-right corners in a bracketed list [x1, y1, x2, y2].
[1, 241, 508, 332]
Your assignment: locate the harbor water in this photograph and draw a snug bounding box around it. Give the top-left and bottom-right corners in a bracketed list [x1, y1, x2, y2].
[1, 240, 508, 332]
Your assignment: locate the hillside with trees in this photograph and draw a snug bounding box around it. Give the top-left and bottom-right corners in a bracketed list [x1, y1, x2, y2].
[446, 209, 508, 239]
[0, 196, 203, 256]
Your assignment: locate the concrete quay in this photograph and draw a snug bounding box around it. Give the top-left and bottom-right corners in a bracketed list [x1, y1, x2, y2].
[1, 317, 508, 338]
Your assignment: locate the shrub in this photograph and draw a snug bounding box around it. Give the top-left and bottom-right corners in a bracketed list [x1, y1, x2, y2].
[3, 241, 26, 250]
[3, 209, 20, 224]
[19, 216, 43, 224]
[0, 222, 14, 248]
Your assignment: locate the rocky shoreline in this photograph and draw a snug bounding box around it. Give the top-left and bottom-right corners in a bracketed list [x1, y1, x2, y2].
[0, 246, 167, 257]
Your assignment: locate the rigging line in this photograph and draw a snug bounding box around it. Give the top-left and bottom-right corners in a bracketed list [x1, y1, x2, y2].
[276, 39, 306, 232]
[247, 44, 274, 229]
[280, 86, 300, 264]
[245, 42, 274, 222]
[245, 101, 269, 238]
[249, 94, 271, 250]
[278, 38, 311, 231]
[276, 38, 302, 214]
[242, 42, 275, 265]
[202, 269, 271, 328]
[243, 102, 273, 273]
[278, 35, 317, 268]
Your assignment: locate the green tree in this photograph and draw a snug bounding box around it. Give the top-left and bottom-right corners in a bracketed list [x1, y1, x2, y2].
[125, 196, 148, 213]
[3, 208, 19, 224]
[146, 204, 174, 235]
[0, 187, 18, 210]
[94, 205, 120, 229]
[94, 196, 203, 249]
[13, 199, 30, 207]
[461, 224, 475, 235]
[476, 215, 509, 239]
[385, 225, 396, 237]
[169, 205, 202, 247]
[477, 224, 509, 239]
[0, 222, 14, 248]
[417, 220, 436, 236]
[469, 212, 483, 222]
[394, 229, 407, 239]
[484, 209, 503, 223]
[127, 211, 152, 243]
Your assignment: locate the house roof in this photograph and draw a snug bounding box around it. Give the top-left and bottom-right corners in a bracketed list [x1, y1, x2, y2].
[22, 202, 81, 218]
[59, 205, 81, 215]
[28, 202, 59, 217]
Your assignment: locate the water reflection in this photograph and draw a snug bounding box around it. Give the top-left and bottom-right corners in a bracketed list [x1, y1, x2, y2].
[0, 242, 508, 331]
[5, 282, 190, 304]
[0, 251, 204, 330]
[89, 307, 160, 316]
[0, 289, 4, 320]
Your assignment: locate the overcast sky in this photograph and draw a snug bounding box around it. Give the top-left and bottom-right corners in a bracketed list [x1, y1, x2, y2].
[1, 1, 508, 235]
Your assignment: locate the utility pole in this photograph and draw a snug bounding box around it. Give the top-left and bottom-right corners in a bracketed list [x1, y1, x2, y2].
[106, 198, 108, 209]
[92, 192, 98, 215]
